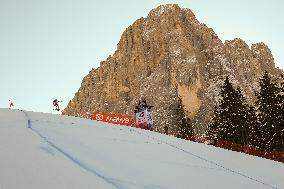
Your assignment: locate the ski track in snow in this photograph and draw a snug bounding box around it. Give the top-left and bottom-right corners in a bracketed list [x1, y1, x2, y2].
[21, 110, 126, 189]
[125, 128, 278, 189]
[20, 110, 278, 189]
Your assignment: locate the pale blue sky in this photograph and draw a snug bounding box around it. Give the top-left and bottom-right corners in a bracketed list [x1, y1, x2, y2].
[0, 0, 283, 113]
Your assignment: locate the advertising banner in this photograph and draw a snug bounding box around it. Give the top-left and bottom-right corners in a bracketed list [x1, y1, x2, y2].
[135, 108, 153, 130]
[93, 112, 132, 126]
[136, 109, 147, 124]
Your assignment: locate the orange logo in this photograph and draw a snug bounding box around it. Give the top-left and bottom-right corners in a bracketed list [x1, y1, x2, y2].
[96, 114, 103, 121]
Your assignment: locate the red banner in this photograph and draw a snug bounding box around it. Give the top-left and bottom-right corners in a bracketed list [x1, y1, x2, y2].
[93, 112, 132, 126]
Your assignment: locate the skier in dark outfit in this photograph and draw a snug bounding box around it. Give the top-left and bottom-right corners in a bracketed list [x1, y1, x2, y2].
[53, 99, 61, 111]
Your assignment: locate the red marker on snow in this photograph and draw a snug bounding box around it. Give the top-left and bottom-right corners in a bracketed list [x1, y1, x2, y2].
[9, 100, 14, 108]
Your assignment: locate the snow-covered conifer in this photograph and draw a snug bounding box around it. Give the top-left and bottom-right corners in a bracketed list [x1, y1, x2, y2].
[255, 70, 282, 150]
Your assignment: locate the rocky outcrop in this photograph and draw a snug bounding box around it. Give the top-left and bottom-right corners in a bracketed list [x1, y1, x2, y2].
[63, 4, 282, 137]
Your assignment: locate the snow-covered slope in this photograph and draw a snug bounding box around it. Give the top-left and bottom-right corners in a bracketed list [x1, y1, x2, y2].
[0, 108, 283, 189]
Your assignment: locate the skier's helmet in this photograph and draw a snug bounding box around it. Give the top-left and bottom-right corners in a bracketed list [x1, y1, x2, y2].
[53, 99, 58, 106]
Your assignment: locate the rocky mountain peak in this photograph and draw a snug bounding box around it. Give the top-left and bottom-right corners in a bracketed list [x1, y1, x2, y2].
[63, 4, 282, 138]
[225, 38, 250, 50]
[251, 42, 275, 71]
[148, 4, 181, 17]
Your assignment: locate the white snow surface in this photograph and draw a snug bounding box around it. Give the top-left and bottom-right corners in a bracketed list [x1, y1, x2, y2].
[0, 108, 283, 189]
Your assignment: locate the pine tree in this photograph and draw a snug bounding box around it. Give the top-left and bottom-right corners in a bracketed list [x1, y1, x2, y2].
[280, 75, 284, 151]
[234, 87, 250, 145]
[176, 98, 194, 140]
[277, 75, 284, 151]
[208, 77, 258, 145]
[246, 106, 261, 147]
[208, 77, 236, 143]
[255, 70, 282, 150]
[207, 106, 219, 144]
[234, 87, 260, 146]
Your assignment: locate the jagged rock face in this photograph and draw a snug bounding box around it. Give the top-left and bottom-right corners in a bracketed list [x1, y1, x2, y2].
[63, 4, 282, 137]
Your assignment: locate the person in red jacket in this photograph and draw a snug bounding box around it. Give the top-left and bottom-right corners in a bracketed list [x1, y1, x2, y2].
[9, 100, 14, 108]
